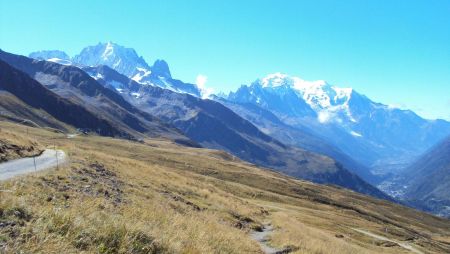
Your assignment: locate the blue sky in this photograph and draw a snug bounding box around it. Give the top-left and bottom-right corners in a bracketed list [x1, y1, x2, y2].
[1, 0, 449, 120]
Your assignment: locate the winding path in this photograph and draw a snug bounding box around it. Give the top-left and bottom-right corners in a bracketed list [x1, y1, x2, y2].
[251, 224, 290, 254]
[352, 228, 424, 254]
[0, 149, 66, 181]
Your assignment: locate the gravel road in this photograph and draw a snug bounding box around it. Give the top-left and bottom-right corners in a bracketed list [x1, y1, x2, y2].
[0, 149, 66, 181]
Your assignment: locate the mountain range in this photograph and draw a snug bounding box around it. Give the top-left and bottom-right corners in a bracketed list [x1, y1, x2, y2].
[0, 50, 194, 145]
[82, 64, 393, 199]
[4, 41, 446, 217]
[0, 43, 390, 200]
[227, 73, 450, 178]
[30, 43, 203, 97]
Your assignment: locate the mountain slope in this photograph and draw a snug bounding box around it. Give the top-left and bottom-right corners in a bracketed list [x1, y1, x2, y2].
[84, 65, 392, 200]
[402, 135, 450, 218]
[216, 98, 378, 183]
[1, 121, 449, 254]
[0, 50, 194, 144]
[29, 50, 70, 60]
[0, 59, 119, 135]
[29, 50, 71, 65]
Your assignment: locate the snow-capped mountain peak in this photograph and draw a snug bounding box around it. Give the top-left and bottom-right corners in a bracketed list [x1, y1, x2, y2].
[260, 72, 328, 89]
[260, 72, 290, 87]
[29, 42, 203, 97]
[228, 73, 360, 127]
[72, 42, 151, 78]
[297, 83, 353, 110]
[258, 73, 353, 111]
[102, 41, 115, 60]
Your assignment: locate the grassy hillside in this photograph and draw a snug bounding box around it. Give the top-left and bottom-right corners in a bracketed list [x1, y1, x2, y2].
[0, 126, 43, 162]
[0, 91, 74, 133]
[1, 121, 449, 253]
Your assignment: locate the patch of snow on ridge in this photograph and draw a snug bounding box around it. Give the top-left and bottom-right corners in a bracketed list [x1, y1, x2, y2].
[137, 67, 151, 74]
[151, 76, 198, 97]
[258, 73, 361, 124]
[292, 78, 352, 110]
[387, 104, 406, 110]
[261, 73, 289, 87]
[109, 80, 123, 89]
[132, 67, 152, 83]
[350, 131, 363, 137]
[292, 77, 327, 91]
[131, 92, 141, 98]
[318, 111, 331, 123]
[95, 73, 104, 80]
[102, 42, 114, 60]
[346, 107, 358, 123]
[333, 87, 352, 104]
[46, 58, 72, 65]
[293, 79, 331, 109]
[113, 58, 122, 69]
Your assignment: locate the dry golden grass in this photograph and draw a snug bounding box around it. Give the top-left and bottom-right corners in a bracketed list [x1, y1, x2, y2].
[1, 121, 449, 253]
[270, 212, 371, 254]
[0, 126, 43, 161]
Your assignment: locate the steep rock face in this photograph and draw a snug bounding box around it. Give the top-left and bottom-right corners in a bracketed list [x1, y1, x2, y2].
[84, 65, 392, 201]
[151, 59, 171, 79]
[401, 136, 450, 218]
[72, 42, 151, 77]
[72, 42, 201, 97]
[228, 73, 450, 175]
[0, 50, 194, 144]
